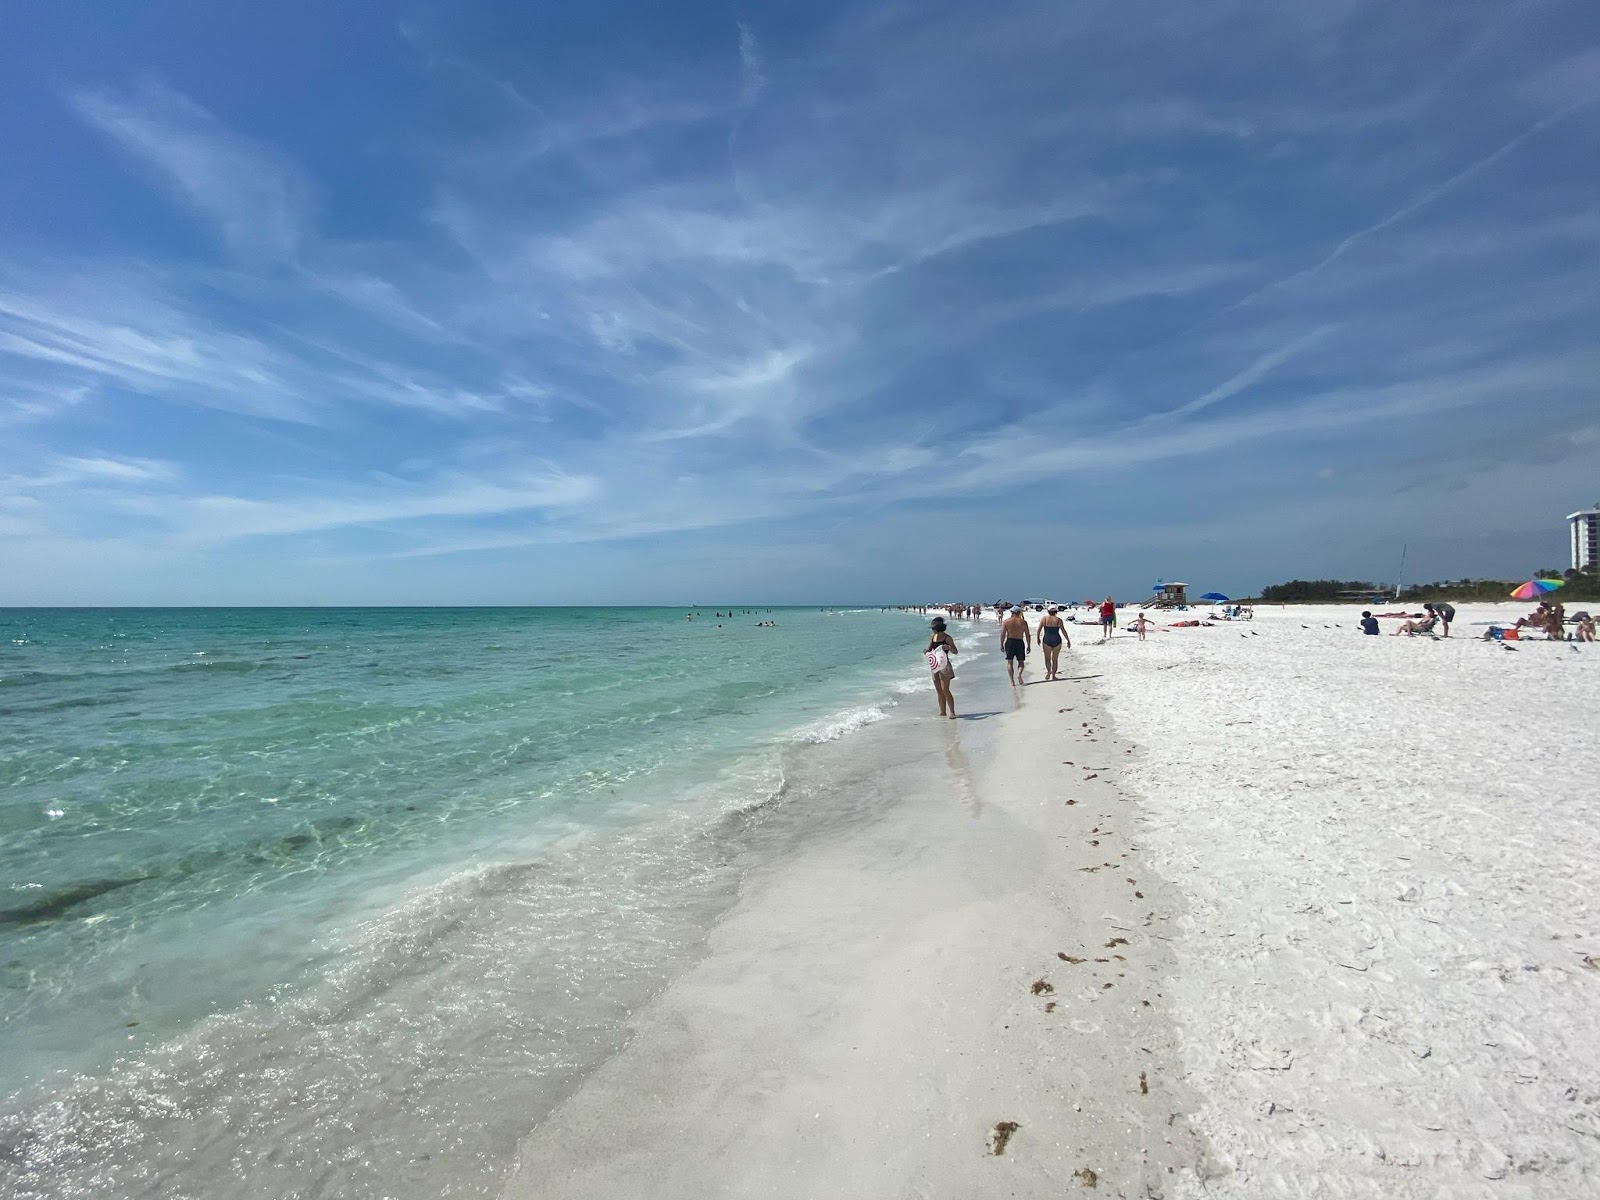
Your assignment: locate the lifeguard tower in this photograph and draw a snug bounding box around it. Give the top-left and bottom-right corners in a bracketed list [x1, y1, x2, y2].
[1144, 581, 1189, 609]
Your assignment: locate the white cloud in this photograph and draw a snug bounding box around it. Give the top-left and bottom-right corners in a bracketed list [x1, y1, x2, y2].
[5, 1, 1595, 598]
[112, 467, 599, 545]
[71, 81, 311, 258]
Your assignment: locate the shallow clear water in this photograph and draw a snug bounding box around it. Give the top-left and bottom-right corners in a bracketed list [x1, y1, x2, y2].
[0, 606, 974, 1199]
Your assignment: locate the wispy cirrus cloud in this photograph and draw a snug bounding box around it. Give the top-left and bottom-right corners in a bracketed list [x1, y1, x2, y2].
[110, 466, 598, 546]
[14, 454, 178, 488]
[71, 81, 311, 259]
[1, 0, 1597, 601]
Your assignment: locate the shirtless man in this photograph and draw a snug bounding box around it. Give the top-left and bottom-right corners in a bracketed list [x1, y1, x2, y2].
[1000, 606, 1032, 685]
[1036, 605, 1070, 680]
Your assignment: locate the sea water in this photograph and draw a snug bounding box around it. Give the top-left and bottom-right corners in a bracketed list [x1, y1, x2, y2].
[0, 606, 994, 1198]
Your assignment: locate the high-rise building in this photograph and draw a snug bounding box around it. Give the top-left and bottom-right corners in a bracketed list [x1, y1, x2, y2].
[1570, 507, 1600, 573]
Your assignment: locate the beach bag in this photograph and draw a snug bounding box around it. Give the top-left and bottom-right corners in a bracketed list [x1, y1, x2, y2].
[926, 646, 953, 679]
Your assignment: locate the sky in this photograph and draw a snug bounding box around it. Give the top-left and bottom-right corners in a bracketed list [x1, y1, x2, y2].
[1, 0, 1598, 605]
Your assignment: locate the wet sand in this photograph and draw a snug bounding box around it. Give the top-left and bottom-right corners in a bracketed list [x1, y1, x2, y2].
[499, 646, 1209, 1198]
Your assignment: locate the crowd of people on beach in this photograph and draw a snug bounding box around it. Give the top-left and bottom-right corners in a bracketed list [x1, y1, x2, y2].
[1356, 598, 1595, 642]
[919, 588, 1594, 720]
[1483, 600, 1594, 642]
[920, 596, 1144, 717]
[1383, 600, 1456, 637]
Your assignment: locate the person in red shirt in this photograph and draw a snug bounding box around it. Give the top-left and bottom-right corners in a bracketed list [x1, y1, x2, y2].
[1098, 596, 1117, 642]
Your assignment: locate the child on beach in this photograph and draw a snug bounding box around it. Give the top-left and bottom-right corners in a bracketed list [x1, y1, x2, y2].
[1132, 613, 1150, 641]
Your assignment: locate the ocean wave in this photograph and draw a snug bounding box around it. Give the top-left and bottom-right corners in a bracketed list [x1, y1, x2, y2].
[0, 671, 68, 690]
[0, 817, 750, 1200]
[792, 704, 891, 744]
[720, 766, 791, 824]
[0, 694, 127, 716]
[0, 875, 153, 926]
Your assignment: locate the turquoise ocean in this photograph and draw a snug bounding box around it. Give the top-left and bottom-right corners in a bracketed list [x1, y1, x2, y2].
[0, 606, 992, 1198]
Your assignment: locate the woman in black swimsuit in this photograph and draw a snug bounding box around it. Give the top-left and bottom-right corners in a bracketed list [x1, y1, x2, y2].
[1036, 606, 1070, 680]
[926, 618, 958, 719]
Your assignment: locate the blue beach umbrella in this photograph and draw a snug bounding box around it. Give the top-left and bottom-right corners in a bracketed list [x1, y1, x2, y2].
[1200, 592, 1230, 602]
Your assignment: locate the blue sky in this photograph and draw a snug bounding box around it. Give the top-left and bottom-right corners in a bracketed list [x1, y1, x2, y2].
[2, 0, 1597, 605]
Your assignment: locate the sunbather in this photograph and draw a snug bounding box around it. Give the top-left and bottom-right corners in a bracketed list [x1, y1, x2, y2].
[1514, 603, 1561, 639]
[1393, 614, 1438, 636]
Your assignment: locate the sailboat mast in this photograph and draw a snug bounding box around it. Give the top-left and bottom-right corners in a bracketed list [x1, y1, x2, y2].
[1393, 543, 1408, 600]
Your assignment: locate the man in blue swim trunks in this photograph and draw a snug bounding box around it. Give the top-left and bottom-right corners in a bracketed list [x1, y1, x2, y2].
[1000, 606, 1032, 686]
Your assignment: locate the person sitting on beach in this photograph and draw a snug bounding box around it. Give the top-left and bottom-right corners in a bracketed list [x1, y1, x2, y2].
[1360, 611, 1380, 635]
[925, 618, 959, 718]
[1514, 603, 1558, 638]
[1392, 613, 1438, 636]
[1577, 614, 1596, 643]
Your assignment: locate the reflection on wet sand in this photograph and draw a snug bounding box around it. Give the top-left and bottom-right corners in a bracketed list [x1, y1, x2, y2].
[941, 725, 981, 817]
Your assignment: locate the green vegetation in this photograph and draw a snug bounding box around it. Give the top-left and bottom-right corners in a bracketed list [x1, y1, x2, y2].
[1257, 569, 1600, 604]
[1258, 579, 1382, 603]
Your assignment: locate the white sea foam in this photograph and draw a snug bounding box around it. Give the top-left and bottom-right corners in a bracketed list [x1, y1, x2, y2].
[792, 703, 893, 744]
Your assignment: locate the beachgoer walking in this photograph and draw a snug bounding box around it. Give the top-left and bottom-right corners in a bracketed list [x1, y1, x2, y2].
[1037, 605, 1070, 680]
[1098, 596, 1117, 642]
[926, 618, 958, 719]
[1132, 612, 1150, 641]
[1000, 606, 1031, 686]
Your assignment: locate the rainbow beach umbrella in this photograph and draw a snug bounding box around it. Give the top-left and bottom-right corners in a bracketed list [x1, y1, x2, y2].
[1510, 577, 1564, 601]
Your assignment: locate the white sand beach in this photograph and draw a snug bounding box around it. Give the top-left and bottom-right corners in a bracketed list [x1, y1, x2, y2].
[500, 603, 1599, 1199]
[1089, 602, 1600, 1196]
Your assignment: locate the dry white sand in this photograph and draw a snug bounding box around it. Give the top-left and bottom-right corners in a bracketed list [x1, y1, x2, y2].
[500, 601, 1599, 1198]
[1086, 601, 1600, 1197]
